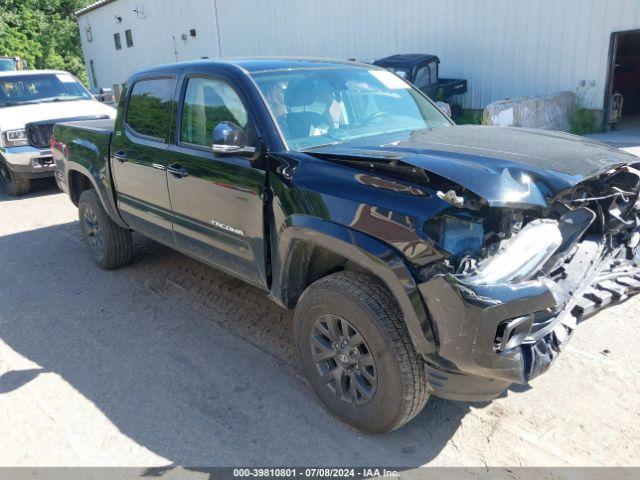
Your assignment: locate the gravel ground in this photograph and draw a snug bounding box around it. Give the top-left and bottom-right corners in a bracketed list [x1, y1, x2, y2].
[0, 180, 639, 468]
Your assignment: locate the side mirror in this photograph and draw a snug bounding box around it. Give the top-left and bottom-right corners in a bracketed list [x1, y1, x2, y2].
[211, 121, 256, 155]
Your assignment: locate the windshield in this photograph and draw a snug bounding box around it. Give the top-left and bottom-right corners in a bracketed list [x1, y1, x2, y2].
[0, 59, 17, 72]
[0, 73, 92, 108]
[252, 67, 451, 150]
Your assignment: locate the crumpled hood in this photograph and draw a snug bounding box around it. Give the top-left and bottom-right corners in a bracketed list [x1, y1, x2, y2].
[0, 100, 116, 131]
[308, 125, 640, 208]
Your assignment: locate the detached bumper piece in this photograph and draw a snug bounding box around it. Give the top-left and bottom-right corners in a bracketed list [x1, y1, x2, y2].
[419, 234, 640, 402]
[574, 273, 640, 318]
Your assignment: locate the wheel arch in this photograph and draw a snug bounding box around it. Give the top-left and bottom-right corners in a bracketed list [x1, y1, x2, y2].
[66, 164, 127, 229]
[271, 215, 436, 354]
[68, 169, 93, 205]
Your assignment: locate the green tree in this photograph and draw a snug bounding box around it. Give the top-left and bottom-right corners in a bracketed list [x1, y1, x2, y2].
[0, 0, 91, 84]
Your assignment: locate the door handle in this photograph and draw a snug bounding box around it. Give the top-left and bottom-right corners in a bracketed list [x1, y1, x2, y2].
[167, 163, 189, 178]
[114, 150, 128, 163]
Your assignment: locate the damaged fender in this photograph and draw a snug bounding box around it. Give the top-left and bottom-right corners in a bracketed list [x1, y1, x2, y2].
[271, 214, 437, 354]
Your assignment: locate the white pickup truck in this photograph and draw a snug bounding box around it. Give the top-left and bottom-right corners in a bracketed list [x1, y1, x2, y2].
[0, 70, 115, 195]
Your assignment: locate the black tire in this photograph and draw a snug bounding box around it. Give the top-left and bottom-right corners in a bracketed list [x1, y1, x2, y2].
[78, 189, 133, 269]
[294, 271, 428, 433]
[0, 159, 31, 196]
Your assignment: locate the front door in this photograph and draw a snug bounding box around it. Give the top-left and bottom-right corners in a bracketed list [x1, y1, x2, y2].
[110, 75, 176, 244]
[167, 74, 268, 288]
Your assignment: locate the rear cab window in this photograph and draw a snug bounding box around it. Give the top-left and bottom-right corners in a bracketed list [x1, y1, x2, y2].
[125, 77, 175, 142]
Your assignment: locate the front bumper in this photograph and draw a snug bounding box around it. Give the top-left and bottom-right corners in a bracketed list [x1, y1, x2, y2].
[1, 146, 55, 178]
[419, 236, 640, 401]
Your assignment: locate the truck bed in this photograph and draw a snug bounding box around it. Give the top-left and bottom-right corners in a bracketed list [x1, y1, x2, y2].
[56, 118, 115, 134]
[52, 118, 114, 201]
[437, 78, 468, 98]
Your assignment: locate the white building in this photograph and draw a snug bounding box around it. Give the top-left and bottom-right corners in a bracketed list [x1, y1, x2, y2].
[76, 0, 640, 124]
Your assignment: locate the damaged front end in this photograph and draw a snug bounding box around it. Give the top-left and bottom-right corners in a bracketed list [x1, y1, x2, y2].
[420, 163, 640, 401]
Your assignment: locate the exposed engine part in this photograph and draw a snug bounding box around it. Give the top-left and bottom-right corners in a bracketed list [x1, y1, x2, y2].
[437, 189, 465, 208]
[556, 164, 640, 237]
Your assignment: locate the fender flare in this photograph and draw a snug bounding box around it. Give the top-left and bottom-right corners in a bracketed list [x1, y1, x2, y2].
[271, 214, 436, 354]
[65, 139, 127, 228]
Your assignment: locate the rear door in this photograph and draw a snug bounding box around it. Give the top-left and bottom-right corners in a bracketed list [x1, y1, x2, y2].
[166, 73, 268, 288]
[110, 75, 177, 243]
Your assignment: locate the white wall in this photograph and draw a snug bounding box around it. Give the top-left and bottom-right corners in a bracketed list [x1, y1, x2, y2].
[77, 0, 220, 93]
[78, 0, 640, 109]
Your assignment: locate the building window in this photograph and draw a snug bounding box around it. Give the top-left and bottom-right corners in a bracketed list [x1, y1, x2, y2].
[125, 29, 133, 48]
[85, 27, 93, 42]
[114, 33, 122, 50]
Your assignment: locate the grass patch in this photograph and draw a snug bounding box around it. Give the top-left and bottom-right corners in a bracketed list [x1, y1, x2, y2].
[569, 106, 600, 135]
[456, 109, 483, 125]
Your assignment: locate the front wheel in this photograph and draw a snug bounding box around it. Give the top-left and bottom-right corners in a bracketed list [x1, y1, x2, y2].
[0, 159, 30, 196]
[78, 189, 133, 269]
[294, 271, 428, 433]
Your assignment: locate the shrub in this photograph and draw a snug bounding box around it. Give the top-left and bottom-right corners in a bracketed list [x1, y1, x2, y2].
[456, 109, 483, 125]
[569, 106, 599, 135]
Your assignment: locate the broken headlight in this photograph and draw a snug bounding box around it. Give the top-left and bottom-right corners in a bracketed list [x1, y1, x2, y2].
[424, 216, 484, 255]
[470, 219, 562, 285]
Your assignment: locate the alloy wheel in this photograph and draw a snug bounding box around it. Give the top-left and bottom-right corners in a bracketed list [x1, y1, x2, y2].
[310, 313, 377, 406]
[83, 206, 104, 259]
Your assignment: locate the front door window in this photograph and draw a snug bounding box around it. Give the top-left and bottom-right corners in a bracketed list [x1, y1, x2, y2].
[180, 77, 251, 148]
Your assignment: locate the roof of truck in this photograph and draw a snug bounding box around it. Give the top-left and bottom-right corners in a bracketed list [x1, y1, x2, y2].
[228, 57, 374, 73]
[135, 57, 376, 77]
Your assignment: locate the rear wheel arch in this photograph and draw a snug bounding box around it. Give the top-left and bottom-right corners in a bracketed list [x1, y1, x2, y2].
[68, 170, 93, 206]
[65, 166, 127, 229]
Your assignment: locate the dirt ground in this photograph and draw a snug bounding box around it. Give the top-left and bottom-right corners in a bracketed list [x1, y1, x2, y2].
[0, 179, 639, 468]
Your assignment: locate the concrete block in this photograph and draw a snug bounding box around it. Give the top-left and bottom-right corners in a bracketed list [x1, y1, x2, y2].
[483, 91, 577, 132]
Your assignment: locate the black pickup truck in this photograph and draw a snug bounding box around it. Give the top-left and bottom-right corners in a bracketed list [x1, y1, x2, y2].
[52, 58, 640, 433]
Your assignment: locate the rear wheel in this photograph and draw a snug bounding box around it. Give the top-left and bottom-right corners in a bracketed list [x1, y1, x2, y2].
[294, 271, 428, 433]
[78, 189, 133, 269]
[0, 159, 31, 196]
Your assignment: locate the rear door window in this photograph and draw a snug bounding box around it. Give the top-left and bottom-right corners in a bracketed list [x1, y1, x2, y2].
[125, 78, 175, 141]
